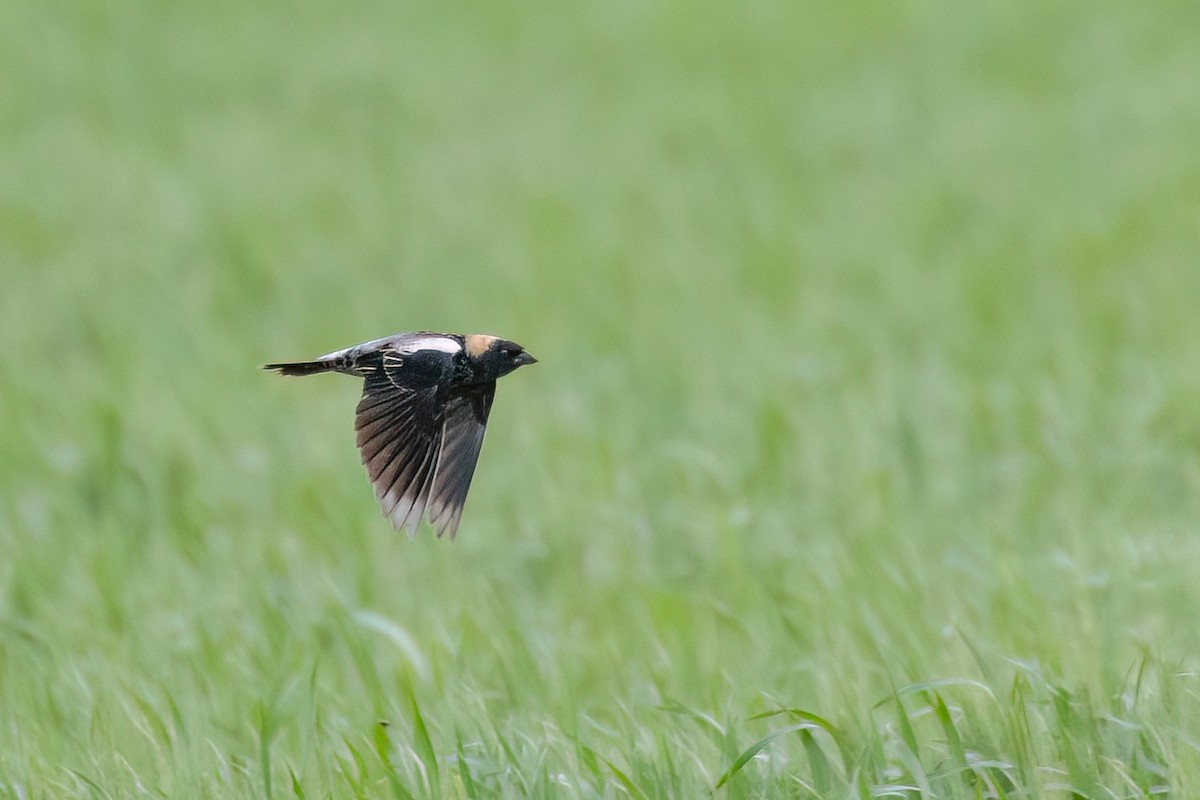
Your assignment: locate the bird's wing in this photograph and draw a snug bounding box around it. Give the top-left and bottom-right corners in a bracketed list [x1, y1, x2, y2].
[355, 373, 445, 535]
[427, 383, 496, 539]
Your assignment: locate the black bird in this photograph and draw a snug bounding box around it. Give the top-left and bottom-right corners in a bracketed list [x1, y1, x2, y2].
[265, 332, 536, 538]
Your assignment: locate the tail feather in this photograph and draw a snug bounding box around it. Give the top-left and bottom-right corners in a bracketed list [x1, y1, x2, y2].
[262, 360, 336, 377]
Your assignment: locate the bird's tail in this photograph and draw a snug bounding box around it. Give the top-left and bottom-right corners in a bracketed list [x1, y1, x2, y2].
[262, 359, 337, 377]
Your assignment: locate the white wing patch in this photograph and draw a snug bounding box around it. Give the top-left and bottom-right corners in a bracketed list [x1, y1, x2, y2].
[396, 336, 462, 355]
[316, 334, 462, 362]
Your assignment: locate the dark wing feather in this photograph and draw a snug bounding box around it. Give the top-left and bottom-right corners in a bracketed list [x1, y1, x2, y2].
[427, 383, 495, 539]
[354, 376, 445, 536]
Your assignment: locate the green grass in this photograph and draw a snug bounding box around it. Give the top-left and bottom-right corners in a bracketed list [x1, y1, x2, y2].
[4, 1, 1200, 796]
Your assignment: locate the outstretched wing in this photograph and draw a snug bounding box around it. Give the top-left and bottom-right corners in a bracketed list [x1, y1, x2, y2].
[427, 383, 496, 539]
[354, 372, 445, 535]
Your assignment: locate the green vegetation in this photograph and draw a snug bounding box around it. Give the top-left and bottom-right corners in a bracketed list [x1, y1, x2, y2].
[4, 2, 1200, 796]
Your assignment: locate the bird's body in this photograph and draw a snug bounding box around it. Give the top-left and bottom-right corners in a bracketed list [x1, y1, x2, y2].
[265, 332, 536, 538]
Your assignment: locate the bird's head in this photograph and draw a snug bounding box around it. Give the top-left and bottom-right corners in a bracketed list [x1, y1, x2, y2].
[464, 334, 537, 380]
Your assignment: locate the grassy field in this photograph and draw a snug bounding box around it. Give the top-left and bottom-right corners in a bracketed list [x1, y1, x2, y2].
[4, 1, 1200, 797]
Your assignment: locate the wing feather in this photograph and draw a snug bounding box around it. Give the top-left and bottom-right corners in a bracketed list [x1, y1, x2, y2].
[354, 378, 444, 535]
[427, 385, 495, 538]
[373, 425, 433, 515]
[392, 435, 441, 535]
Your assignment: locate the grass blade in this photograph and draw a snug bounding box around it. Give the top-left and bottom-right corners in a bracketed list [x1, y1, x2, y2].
[373, 722, 417, 800]
[799, 729, 832, 794]
[456, 732, 480, 800]
[406, 683, 440, 797]
[715, 722, 814, 789]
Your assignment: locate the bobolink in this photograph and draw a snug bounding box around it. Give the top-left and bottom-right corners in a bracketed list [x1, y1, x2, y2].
[265, 332, 536, 538]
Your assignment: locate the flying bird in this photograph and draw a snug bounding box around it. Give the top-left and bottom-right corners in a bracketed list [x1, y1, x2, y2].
[265, 332, 536, 538]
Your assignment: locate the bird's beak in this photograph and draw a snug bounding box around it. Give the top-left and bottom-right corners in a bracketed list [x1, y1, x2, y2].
[516, 351, 538, 366]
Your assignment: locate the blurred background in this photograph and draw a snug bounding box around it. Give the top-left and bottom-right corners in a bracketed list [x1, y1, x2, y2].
[3, 1, 1200, 795]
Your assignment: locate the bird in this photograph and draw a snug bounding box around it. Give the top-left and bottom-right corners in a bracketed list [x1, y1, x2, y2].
[264, 332, 536, 538]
